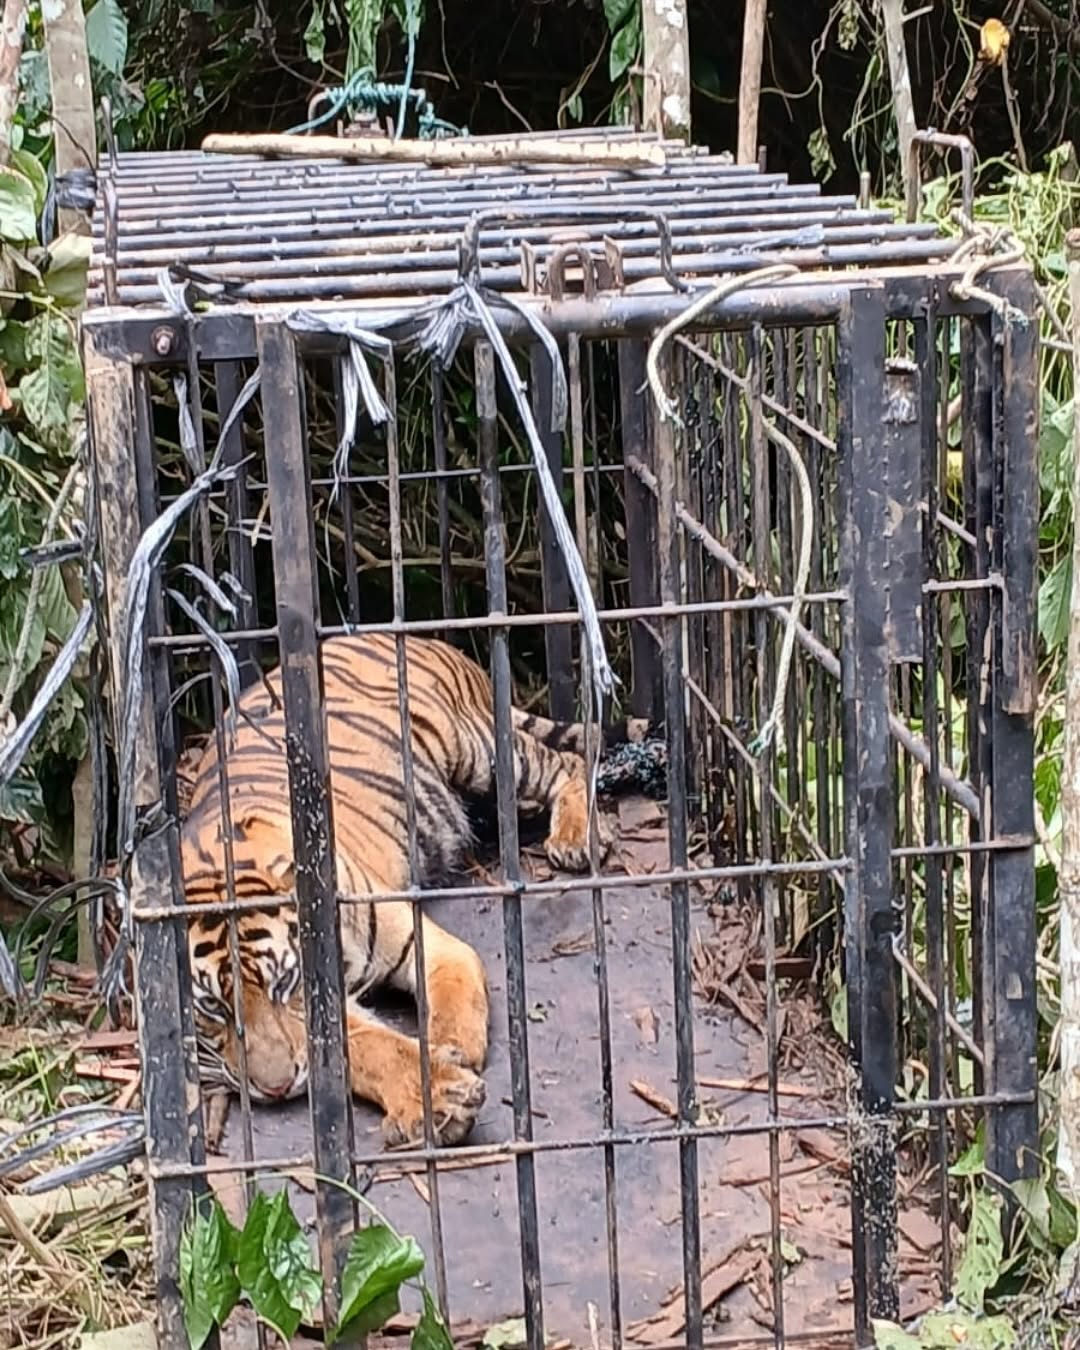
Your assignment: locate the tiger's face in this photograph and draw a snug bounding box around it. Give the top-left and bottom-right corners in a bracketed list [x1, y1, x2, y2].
[188, 907, 310, 1104]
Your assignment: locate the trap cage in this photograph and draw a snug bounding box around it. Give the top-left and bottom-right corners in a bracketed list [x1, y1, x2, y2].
[81, 129, 1041, 1349]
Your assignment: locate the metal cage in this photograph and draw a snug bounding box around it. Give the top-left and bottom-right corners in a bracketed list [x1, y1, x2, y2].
[83, 130, 1040, 1350]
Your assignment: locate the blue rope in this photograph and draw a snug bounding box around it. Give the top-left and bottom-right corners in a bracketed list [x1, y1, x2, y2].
[395, 0, 419, 140]
[286, 35, 466, 140]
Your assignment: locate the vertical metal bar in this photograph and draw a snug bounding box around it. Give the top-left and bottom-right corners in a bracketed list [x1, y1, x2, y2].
[431, 365, 456, 620]
[477, 340, 545, 1350]
[883, 354, 924, 662]
[963, 316, 994, 1091]
[256, 318, 356, 1320]
[985, 273, 1039, 1185]
[838, 288, 899, 1339]
[213, 361, 259, 690]
[530, 343, 575, 721]
[83, 333, 208, 1348]
[652, 348, 702, 1350]
[915, 304, 952, 1292]
[748, 329, 785, 1348]
[619, 340, 662, 723]
[384, 351, 451, 1316]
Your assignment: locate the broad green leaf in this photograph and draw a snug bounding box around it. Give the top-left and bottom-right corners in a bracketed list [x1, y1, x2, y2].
[332, 1223, 425, 1342]
[608, 10, 640, 81]
[17, 314, 82, 433]
[952, 1188, 1003, 1313]
[412, 1288, 454, 1350]
[9, 150, 47, 216]
[304, 2, 327, 65]
[85, 0, 129, 77]
[1038, 551, 1072, 651]
[237, 1190, 322, 1343]
[44, 233, 92, 309]
[1048, 1179, 1078, 1251]
[871, 1320, 921, 1350]
[0, 168, 38, 243]
[603, 0, 635, 31]
[0, 775, 45, 825]
[38, 563, 79, 644]
[180, 1201, 242, 1350]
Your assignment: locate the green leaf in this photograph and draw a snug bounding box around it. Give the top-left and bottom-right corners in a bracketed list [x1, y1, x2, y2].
[603, 0, 635, 31]
[0, 775, 45, 825]
[9, 150, 47, 217]
[413, 1288, 454, 1350]
[1038, 551, 1072, 651]
[332, 1223, 425, 1342]
[482, 1319, 528, 1350]
[304, 2, 326, 65]
[85, 0, 129, 77]
[952, 1188, 1003, 1314]
[948, 1130, 985, 1178]
[871, 1320, 922, 1350]
[180, 1201, 242, 1350]
[17, 315, 82, 433]
[608, 10, 641, 81]
[44, 234, 92, 309]
[237, 1190, 322, 1343]
[0, 168, 39, 243]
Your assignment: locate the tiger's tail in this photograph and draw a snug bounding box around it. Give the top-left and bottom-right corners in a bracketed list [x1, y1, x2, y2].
[511, 707, 653, 757]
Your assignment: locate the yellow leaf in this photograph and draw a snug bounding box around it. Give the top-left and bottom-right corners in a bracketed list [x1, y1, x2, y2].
[979, 18, 1010, 66]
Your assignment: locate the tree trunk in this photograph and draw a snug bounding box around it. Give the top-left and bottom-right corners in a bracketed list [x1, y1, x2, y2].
[1058, 228, 1080, 1222]
[0, 0, 26, 167]
[737, 0, 767, 165]
[878, 0, 916, 204]
[42, 0, 95, 235]
[641, 0, 691, 143]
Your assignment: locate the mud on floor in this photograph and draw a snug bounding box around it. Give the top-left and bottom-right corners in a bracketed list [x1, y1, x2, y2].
[213, 796, 946, 1348]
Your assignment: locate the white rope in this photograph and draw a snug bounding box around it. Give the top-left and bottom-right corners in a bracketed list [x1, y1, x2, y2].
[945, 210, 1029, 327]
[644, 265, 813, 758]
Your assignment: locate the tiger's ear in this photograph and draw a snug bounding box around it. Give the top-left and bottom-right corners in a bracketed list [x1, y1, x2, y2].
[231, 808, 296, 892]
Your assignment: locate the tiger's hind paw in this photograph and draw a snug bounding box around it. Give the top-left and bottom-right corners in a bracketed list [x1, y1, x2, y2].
[543, 809, 613, 873]
[382, 1048, 486, 1149]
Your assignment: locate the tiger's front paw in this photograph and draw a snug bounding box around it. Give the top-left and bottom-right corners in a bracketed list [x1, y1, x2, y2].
[382, 1047, 486, 1149]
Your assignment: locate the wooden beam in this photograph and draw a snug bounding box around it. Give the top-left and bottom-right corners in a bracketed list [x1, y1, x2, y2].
[640, 0, 691, 143]
[737, 0, 767, 165]
[42, 0, 95, 236]
[0, 0, 27, 166]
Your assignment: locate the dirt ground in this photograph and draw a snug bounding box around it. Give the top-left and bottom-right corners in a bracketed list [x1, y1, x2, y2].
[206, 794, 948, 1349]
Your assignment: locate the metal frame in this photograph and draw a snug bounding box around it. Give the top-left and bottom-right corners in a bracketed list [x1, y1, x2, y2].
[82, 134, 1040, 1350]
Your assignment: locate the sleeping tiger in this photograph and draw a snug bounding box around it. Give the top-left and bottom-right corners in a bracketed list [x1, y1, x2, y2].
[182, 632, 643, 1149]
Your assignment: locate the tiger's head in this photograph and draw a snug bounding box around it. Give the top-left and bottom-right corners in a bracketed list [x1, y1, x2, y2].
[187, 904, 310, 1104]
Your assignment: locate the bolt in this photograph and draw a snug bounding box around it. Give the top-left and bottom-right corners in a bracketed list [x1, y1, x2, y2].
[151, 326, 174, 357]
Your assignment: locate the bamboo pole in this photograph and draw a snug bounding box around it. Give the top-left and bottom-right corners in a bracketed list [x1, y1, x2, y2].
[878, 0, 917, 203]
[640, 0, 691, 143]
[202, 132, 668, 169]
[737, 0, 767, 165]
[1058, 228, 1080, 1222]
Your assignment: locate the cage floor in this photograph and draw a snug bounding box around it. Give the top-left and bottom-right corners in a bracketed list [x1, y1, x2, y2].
[212, 797, 943, 1348]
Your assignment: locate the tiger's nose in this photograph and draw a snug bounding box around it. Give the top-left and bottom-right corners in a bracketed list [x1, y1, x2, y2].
[260, 1080, 293, 1100]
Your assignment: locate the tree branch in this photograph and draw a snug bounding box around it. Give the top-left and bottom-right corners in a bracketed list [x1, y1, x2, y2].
[1025, 0, 1080, 56]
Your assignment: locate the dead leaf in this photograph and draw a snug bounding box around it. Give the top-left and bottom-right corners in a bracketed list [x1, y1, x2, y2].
[633, 1006, 659, 1044]
[979, 17, 1010, 66]
[526, 1002, 549, 1023]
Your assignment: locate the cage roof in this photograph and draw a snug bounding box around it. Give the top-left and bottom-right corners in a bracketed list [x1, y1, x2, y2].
[87, 127, 957, 313]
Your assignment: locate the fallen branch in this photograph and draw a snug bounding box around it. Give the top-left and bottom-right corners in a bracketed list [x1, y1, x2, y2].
[201, 132, 668, 169]
[629, 1078, 678, 1119]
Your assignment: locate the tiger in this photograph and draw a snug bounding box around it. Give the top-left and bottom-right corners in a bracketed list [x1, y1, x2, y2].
[182, 632, 645, 1149]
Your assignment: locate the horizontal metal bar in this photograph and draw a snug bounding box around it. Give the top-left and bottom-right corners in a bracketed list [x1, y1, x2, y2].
[148, 1089, 1035, 1182]
[148, 591, 849, 653]
[102, 219, 938, 283]
[135, 856, 852, 924]
[82, 266, 1013, 352]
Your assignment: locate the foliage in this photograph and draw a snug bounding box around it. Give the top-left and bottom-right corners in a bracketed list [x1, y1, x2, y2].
[179, 1183, 452, 1350]
[0, 132, 91, 871]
